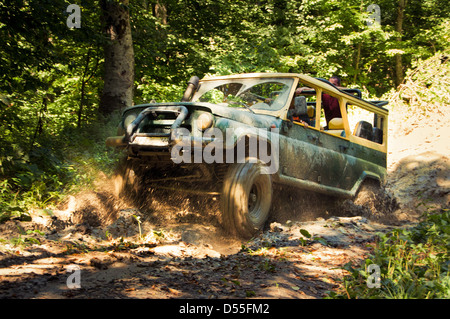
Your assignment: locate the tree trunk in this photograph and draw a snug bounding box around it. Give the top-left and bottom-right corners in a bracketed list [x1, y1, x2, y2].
[394, 0, 406, 88]
[99, 0, 135, 115]
[353, 42, 361, 83]
[154, 1, 167, 25]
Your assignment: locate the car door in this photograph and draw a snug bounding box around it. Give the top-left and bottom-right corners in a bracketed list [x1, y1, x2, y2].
[278, 119, 351, 191]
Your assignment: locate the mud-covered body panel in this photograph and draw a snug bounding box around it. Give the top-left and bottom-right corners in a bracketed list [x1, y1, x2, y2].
[106, 73, 389, 198]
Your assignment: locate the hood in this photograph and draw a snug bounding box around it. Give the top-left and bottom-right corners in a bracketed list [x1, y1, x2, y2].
[123, 102, 281, 129]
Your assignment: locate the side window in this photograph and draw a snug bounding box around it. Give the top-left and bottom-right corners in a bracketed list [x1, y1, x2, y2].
[318, 90, 346, 133]
[346, 103, 384, 144]
[293, 83, 386, 145]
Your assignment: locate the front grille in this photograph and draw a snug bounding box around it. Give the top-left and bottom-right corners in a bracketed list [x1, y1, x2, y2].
[124, 105, 189, 145]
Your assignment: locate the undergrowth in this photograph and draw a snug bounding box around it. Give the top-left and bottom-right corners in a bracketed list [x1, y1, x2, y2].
[387, 50, 450, 136]
[327, 209, 450, 299]
[0, 113, 122, 223]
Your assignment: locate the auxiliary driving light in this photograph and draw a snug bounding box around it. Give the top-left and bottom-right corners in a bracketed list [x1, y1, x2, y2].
[196, 112, 214, 131]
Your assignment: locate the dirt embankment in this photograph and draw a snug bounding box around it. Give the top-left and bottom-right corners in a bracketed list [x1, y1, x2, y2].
[1, 68, 449, 299]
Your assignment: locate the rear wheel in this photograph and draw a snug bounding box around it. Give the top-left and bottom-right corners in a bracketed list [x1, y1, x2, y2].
[221, 161, 272, 238]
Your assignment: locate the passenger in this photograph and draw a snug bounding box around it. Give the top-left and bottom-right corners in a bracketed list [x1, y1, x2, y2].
[295, 76, 344, 129]
[322, 76, 342, 126]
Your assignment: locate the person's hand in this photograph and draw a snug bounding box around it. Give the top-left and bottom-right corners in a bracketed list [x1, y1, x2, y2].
[295, 87, 312, 95]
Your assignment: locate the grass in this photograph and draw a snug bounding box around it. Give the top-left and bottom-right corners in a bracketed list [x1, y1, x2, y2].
[0, 229, 45, 252]
[0, 113, 123, 223]
[327, 208, 450, 299]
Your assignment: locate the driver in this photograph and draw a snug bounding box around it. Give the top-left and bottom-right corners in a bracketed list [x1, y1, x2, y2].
[322, 76, 343, 125]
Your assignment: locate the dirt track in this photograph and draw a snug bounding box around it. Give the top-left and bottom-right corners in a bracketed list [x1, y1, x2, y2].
[0, 104, 448, 299]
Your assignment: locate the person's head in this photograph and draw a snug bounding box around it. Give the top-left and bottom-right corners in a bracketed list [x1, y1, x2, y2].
[329, 76, 341, 87]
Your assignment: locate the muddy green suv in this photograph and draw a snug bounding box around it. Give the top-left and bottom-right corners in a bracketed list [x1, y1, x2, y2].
[106, 73, 389, 238]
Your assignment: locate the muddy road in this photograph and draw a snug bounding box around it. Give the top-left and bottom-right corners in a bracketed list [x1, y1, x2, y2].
[0, 185, 400, 300]
[0, 105, 448, 300]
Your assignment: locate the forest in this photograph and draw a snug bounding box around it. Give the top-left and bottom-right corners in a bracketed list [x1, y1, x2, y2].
[1, 0, 449, 215]
[0, 0, 449, 300]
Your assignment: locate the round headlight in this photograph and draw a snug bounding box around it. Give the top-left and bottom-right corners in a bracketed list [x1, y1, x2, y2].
[197, 113, 214, 131]
[124, 113, 137, 128]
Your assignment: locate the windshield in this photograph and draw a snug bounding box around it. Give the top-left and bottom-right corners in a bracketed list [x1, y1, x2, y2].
[193, 78, 294, 111]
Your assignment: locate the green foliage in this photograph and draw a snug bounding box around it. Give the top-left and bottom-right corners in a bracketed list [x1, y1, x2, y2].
[0, 113, 122, 223]
[327, 209, 450, 299]
[0, 0, 449, 223]
[4, 229, 45, 249]
[0, 1, 108, 222]
[389, 50, 450, 111]
[299, 228, 328, 246]
[128, 0, 450, 98]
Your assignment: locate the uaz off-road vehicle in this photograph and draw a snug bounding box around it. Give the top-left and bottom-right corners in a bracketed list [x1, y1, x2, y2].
[106, 73, 389, 238]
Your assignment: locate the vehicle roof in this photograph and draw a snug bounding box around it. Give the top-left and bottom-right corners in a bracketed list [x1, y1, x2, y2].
[200, 73, 389, 115]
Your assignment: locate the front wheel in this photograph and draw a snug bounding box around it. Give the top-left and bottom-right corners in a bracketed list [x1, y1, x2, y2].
[221, 161, 272, 238]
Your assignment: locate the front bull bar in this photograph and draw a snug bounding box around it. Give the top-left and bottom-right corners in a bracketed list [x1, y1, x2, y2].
[106, 105, 189, 148]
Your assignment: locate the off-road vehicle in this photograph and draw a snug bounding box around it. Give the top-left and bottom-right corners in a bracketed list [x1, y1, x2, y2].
[106, 73, 389, 238]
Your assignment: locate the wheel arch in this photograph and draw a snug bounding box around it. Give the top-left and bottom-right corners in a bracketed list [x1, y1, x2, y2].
[351, 171, 383, 197]
[225, 132, 277, 169]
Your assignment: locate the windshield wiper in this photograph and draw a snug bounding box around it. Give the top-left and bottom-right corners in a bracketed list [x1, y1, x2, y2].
[229, 101, 255, 113]
[243, 104, 255, 113]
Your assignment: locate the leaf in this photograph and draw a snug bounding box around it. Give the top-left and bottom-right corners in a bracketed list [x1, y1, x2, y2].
[314, 237, 328, 246]
[291, 286, 300, 291]
[300, 229, 312, 238]
[231, 280, 241, 286]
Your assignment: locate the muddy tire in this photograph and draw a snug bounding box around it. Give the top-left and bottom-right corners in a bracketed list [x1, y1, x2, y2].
[221, 161, 272, 238]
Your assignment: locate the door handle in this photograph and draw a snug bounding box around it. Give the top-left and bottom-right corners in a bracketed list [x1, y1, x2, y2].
[339, 145, 349, 152]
